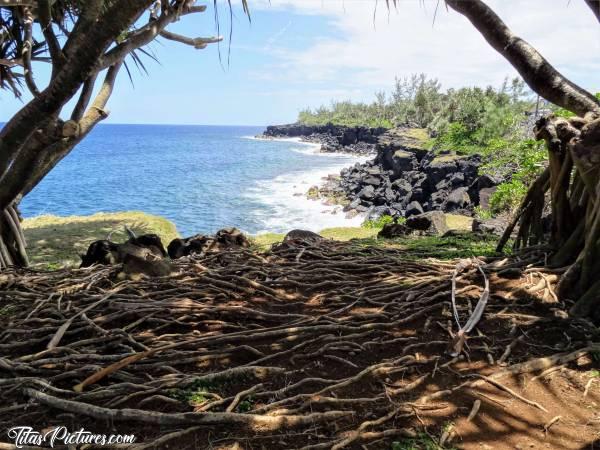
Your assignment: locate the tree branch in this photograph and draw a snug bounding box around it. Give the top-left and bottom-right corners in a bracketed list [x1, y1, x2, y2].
[71, 73, 99, 121]
[159, 30, 222, 49]
[584, 0, 600, 23]
[15, 64, 123, 203]
[80, 62, 123, 135]
[445, 0, 600, 116]
[0, 0, 154, 190]
[37, 0, 65, 73]
[21, 6, 40, 96]
[100, 4, 210, 70]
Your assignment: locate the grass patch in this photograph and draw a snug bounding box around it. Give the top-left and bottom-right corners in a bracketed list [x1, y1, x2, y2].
[167, 378, 220, 406]
[21, 210, 491, 268]
[251, 227, 381, 249]
[251, 232, 285, 250]
[362, 214, 398, 229]
[402, 127, 429, 143]
[351, 233, 502, 260]
[391, 432, 456, 450]
[445, 214, 473, 231]
[23, 211, 180, 269]
[320, 227, 380, 241]
[0, 305, 18, 317]
[430, 153, 462, 164]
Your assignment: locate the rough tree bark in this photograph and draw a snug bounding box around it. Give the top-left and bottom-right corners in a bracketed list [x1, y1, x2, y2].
[445, 0, 600, 117]
[0, 1, 221, 267]
[445, 0, 600, 316]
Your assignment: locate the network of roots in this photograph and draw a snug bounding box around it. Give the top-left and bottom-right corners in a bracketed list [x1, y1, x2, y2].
[0, 240, 597, 449]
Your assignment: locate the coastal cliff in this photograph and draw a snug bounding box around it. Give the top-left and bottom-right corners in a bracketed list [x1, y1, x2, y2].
[261, 123, 501, 223]
[309, 127, 500, 221]
[261, 123, 387, 155]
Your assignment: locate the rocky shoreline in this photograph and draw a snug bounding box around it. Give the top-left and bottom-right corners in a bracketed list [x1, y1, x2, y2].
[260, 123, 386, 156]
[261, 123, 502, 227]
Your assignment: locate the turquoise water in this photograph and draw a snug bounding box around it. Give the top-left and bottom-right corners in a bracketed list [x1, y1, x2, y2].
[20, 124, 366, 236]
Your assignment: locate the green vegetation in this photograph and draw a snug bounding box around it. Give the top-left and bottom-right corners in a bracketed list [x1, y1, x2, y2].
[253, 217, 499, 260]
[474, 206, 493, 220]
[23, 210, 492, 268]
[478, 138, 547, 214]
[0, 305, 18, 317]
[358, 233, 503, 260]
[553, 92, 600, 118]
[391, 432, 457, 450]
[298, 74, 531, 134]
[298, 74, 557, 216]
[237, 396, 254, 412]
[250, 227, 381, 250]
[362, 214, 398, 229]
[168, 378, 219, 405]
[23, 211, 180, 269]
[320, 227, 381, 241]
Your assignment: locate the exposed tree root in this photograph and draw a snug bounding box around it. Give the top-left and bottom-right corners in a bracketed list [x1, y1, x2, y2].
[0, 240, 598, 448]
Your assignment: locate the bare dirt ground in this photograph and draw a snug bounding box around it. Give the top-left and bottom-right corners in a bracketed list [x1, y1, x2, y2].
[0, 239, 599, 449]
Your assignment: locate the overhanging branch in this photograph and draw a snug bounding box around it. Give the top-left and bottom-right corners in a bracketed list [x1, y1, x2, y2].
[100, 3, 212, 70]
[445, 0, 600, 116]
[159, 30, 222, 49]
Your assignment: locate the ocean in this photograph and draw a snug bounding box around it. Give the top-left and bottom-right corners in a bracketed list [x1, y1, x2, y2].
[19, 124, 369, 236]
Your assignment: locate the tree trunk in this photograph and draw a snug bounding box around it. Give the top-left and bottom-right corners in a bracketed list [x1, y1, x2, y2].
[445, 0, 600, 318]
[0, 204, 29, 268]
[445, 0, 600, 117]
[497, 115, 600, 318]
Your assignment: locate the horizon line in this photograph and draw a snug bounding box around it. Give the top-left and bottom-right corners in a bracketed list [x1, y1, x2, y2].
[0, 121, 272, 127]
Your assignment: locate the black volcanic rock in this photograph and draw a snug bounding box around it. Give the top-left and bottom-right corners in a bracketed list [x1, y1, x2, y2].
[406, 211, 449, 235]
[328, 127, 500, 219]
[261, 123, 387, 156]
[378, 223, 412, 238]
[405, 201, 424, 217]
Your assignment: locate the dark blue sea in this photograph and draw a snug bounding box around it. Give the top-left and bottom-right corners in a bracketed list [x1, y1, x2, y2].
[19, 124, 367, 236]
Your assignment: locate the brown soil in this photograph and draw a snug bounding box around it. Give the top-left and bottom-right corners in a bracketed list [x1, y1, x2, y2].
[0, 240, 598, 449]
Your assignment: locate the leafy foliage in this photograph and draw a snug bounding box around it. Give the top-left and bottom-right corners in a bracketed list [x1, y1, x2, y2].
[297, 74, 532, 134]
[298, 100, 393, 128]
[482, 138, 547, 213]
[299, 75, 544, 215]
[361, 214, 398, 229]
[552, 93, 600, 118]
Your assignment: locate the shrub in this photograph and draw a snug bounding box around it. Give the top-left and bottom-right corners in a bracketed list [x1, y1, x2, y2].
[474, 206, 493, 220]
[489, 179, 528, 214]
[362, 215, 397, 229]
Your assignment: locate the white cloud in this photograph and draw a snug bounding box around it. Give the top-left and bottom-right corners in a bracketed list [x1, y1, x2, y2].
[245, 0, 600, 105]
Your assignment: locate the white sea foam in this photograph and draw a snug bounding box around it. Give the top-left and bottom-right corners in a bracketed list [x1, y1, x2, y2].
[245, 143, 372, 234]
[244, 135, 322, 150]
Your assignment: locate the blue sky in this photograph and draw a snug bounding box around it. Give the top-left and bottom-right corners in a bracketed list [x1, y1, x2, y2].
[1, 0, 599, 126]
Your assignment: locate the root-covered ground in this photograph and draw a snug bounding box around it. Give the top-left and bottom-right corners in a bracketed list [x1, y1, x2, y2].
[1, 239, 599, 449]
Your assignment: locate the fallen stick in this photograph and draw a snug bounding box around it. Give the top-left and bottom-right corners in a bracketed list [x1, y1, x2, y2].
[467, 399, 481, 421]
[48, 288, 123, 350]
[543, 415, 561, 433]
[470, 374, 547, 412]
[449, 259, 490, 356]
